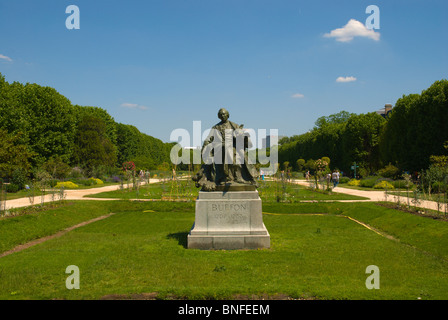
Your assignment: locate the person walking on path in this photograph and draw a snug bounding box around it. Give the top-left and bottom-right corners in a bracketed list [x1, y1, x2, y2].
[332, 170, 340, 188]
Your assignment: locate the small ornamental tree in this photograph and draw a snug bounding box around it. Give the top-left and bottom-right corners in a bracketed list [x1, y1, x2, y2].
[122, 161, 136, 190]
[122, 161, 136, 172]
[315, 158, 329, 175]
[296, 159, 305, 172]
[315, 158, 330, 190]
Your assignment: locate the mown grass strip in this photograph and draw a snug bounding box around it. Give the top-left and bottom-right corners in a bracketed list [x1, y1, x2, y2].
[0, 213, 115, 258]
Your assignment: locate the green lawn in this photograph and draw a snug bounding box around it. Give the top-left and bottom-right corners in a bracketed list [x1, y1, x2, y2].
[89, 180, 368, 202]
[89, 180, 198, 200]
[257, 180, 368, 201]
[0, 201, 120, 253]
[0, 200, 447, 300]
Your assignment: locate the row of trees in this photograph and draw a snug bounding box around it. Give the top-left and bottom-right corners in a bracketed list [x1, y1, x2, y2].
[278, 79, 448, 176]
[0, 73, 173, 181]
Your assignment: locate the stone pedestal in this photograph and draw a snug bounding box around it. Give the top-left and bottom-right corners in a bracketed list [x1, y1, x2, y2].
[187, 190, 270, 250]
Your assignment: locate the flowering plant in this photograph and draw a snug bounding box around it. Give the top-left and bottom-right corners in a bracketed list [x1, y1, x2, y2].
[348, 179, 361, 186]
[315, 159, 329, 172]
[122, 161, 136, 172]
[55, 181, 79, 189]
[373, 180, 394, 190]
[88, 177, 104, 185]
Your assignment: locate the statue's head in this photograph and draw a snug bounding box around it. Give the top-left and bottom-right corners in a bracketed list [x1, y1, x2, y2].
[218, 108, 229, 121]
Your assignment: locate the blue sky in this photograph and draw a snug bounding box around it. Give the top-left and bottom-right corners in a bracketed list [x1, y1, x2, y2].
[1, 0, 447, 147]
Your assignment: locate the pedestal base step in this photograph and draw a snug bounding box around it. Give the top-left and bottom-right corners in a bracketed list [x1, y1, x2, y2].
[187, 230, 270, 250]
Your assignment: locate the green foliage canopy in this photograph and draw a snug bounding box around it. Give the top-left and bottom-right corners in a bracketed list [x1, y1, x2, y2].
[0, 129, 35, 179]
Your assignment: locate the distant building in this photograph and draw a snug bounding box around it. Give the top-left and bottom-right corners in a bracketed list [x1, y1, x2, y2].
[261, 135, 285, 149]
[376, 104, 393, 118]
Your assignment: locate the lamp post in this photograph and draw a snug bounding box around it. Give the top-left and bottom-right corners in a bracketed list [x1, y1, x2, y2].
[351, 162, 359, 178]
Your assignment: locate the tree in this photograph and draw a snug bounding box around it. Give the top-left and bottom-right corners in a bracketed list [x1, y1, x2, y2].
[116, 123, 173, 170]
[0, 129, 35, 180]
[304, 159, 316, 171]
[116, 123, 141, 165]
[296, 159, 305, 171]
[42, 156, 71, 180]
[321, 157, 331, 167]
[341, 112, 386, 174]
[380, 79, 448, 172]
[0, 77, 77, 166]
[74, 105, 117, 145]
[0, 73, 177, 175]
[73, 115, 117, 173]
[429, 141, 448, 168]
[377, 163, 401, 179]
[379, 93, 419, 171]
[314, 110, 354, 129]
[278, 136, 290, 146]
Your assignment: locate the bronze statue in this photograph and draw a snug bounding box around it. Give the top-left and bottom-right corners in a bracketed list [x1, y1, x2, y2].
[192, 108, 258, 191]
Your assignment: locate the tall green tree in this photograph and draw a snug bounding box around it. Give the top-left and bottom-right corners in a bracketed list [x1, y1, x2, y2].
[0, 76, 76, 166]
[314, 110, 354, 129]
[73, 115, 117, 172]
[341, 112, 385, 174]
[74, 105, 117, 145]
[380, 79, 448, 171]
[0, 129, 35, 180]
[116, 123, 141, 165]
[279, 111, 352, 172]
[116, 123, 172, 170]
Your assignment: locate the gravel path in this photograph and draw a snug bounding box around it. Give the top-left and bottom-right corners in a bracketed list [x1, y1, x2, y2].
[292, 179, 446, 212]
[2, 179, 162, 210]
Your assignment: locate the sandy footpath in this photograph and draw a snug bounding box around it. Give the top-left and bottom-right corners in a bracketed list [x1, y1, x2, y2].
[2, 179, 162, 210]
[291, 179, 446, 212]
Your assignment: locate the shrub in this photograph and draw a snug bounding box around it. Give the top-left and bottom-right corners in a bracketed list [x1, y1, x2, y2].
[54, 181, 79, 189]
[11, 168, 27, 190]
[42, 156, 71, 180]
[110, 175, 121, 183]
[6, 183, 19, 193]
[88, 177, 104, 185]
[391, 179, 414, 189]
[432, 181, 447, 193]
[48, 179, 59, 188]
[358, 167, 369, 178]
[292, 172, 304, 179]
[339, 177, 350, 184]
[378, 164, 401, 179]
[70, 178, 95, 186]
[296, 159, 305, 171]
[359, 177, 378, 188]
[373, 180, 395, 189]
[348, 179, 361, 186]
[68, 167, 84, 179]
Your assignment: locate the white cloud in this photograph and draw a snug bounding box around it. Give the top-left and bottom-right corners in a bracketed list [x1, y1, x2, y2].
[121, 102, 148, 110]
[291, 93, 305, 98]
[0, 54, 13, 62]
[336, 76, 357, 83]
[324, 19, 380, 42]
[121, 103, 138, 108]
